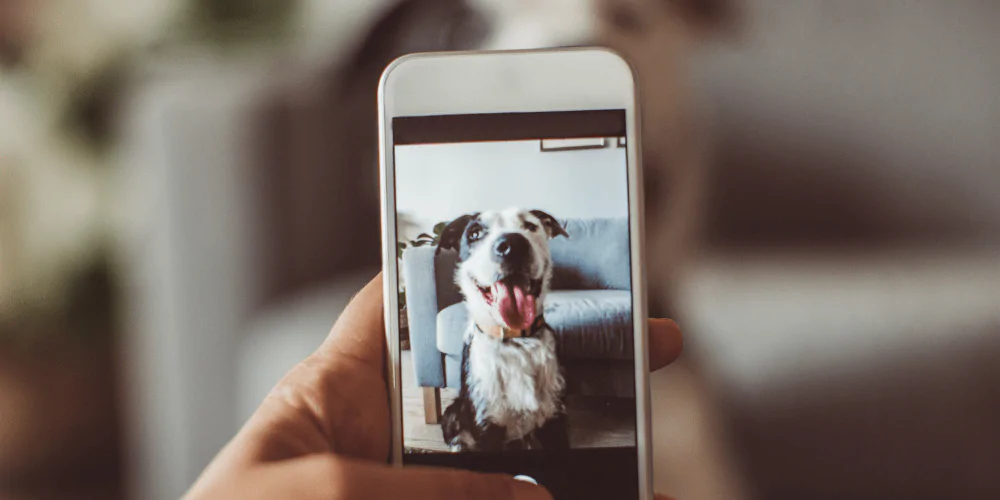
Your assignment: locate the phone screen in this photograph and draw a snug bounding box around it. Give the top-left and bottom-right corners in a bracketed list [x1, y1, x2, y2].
[393, 110, 639, 499]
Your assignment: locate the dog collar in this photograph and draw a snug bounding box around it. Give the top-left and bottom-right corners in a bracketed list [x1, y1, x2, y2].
[475, 315, 547, 341]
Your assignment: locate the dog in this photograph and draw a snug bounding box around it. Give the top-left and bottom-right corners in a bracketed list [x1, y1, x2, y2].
[436, 207, 571, 452]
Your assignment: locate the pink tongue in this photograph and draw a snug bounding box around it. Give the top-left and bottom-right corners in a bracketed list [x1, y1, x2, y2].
[493, 282, 536, 330]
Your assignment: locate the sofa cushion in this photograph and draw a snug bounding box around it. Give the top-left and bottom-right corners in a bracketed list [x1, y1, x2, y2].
[436, 304, 470, 357]
[437, 290, 635, 360]
[549, 218, 632, 291]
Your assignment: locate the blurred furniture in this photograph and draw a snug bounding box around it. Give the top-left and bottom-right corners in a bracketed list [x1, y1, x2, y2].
[676, 251, 1000, 499]
[678, 1, 1000, 498]
[402, 218, 635, 422]
[116, 57, 379, 500]
[0, 341, 122, 499]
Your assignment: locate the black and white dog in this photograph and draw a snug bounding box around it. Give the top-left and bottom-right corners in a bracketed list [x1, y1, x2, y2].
[437, 207, 571, 452]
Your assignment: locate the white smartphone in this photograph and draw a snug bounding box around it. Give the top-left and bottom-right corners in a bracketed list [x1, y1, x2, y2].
[378, 48, 650, 499]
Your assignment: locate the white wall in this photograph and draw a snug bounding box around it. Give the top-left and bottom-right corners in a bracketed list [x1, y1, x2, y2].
[394, 139, 629, 235]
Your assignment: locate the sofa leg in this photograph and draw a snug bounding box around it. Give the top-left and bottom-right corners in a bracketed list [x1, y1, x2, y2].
[423, 387, 441, 424]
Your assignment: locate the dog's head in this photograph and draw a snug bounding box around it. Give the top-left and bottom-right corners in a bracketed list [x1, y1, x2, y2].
[437, 208, 568, 330]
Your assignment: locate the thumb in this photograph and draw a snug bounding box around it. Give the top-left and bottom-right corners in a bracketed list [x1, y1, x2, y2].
[199, 454, 552, 500]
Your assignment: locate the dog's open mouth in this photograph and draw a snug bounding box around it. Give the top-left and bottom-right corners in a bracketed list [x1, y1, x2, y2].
[476, 276, 541, 330]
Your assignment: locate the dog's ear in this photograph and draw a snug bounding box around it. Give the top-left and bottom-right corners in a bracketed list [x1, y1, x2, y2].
[530, 210, 569, 239]
[436, 213, 477, 254]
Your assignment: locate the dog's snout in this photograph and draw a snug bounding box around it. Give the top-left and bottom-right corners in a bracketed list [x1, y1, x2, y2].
[493, 233, 529, 262]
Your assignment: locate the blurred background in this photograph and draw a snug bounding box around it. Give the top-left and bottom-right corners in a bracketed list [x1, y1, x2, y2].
[1, 1, 997, 499]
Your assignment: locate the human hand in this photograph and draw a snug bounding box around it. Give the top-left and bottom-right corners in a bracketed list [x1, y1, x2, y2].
[185, 273, 683, 499]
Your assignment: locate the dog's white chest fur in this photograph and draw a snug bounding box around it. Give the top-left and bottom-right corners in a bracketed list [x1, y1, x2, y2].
[467, 329, 565, 441]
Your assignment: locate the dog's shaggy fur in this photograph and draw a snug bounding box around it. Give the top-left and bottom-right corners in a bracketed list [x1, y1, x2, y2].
[437, 208, 571, 451]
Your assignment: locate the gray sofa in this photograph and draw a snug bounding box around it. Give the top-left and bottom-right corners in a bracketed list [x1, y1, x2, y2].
[401, 217, 636, 422]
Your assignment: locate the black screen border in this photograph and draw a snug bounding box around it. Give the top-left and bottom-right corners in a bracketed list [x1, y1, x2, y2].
[393, 110, 627, 145]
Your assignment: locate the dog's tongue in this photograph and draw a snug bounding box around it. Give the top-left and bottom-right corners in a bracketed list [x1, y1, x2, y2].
[493, 281, 536, 330]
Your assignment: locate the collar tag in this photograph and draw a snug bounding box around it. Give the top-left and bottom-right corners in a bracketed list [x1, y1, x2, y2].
[477, 323, 523, 340]
[475, 315, 545, 340]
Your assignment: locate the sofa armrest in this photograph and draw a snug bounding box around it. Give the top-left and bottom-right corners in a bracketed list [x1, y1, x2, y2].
[401, 247, 444, 388]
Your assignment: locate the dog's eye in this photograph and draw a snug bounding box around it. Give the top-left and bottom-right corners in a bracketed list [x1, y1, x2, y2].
[524, 222, 539, 232]
[467, 224, 484, 242]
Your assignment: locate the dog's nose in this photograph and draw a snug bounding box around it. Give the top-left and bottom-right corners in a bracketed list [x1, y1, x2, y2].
[493, 234, 529, 262]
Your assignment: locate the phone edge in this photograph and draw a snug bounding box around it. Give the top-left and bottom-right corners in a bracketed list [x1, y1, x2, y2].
[379, 47, 653, 499]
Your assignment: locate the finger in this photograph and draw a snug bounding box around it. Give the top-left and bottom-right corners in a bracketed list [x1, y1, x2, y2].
[648, 318, 683, 371]
[316, 272, 387, 371]
[205, 454, 552, 500]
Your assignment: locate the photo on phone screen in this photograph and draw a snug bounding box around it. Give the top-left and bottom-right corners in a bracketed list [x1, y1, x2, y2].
[393, 110, 640, 498]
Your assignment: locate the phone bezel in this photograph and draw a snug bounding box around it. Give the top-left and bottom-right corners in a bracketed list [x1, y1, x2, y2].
[378, 47, 650, 499]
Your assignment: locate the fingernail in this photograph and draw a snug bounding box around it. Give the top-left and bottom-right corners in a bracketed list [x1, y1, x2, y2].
[511, 478, 552, 500]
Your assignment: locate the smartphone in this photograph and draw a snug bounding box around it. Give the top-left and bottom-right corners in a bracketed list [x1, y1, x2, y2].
[379, 48, 650, 500]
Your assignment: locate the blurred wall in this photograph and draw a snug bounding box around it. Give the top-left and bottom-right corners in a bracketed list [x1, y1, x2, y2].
[698, 0, 1000, 250]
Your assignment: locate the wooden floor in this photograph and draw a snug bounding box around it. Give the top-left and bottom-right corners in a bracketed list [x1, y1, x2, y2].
[401, 350, 636, 452]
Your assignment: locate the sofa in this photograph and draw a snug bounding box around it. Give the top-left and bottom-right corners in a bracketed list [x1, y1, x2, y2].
[401, 217, 637, 422]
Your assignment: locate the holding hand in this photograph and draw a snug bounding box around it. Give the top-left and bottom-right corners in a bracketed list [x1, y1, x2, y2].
[186, 274, 682, 499]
